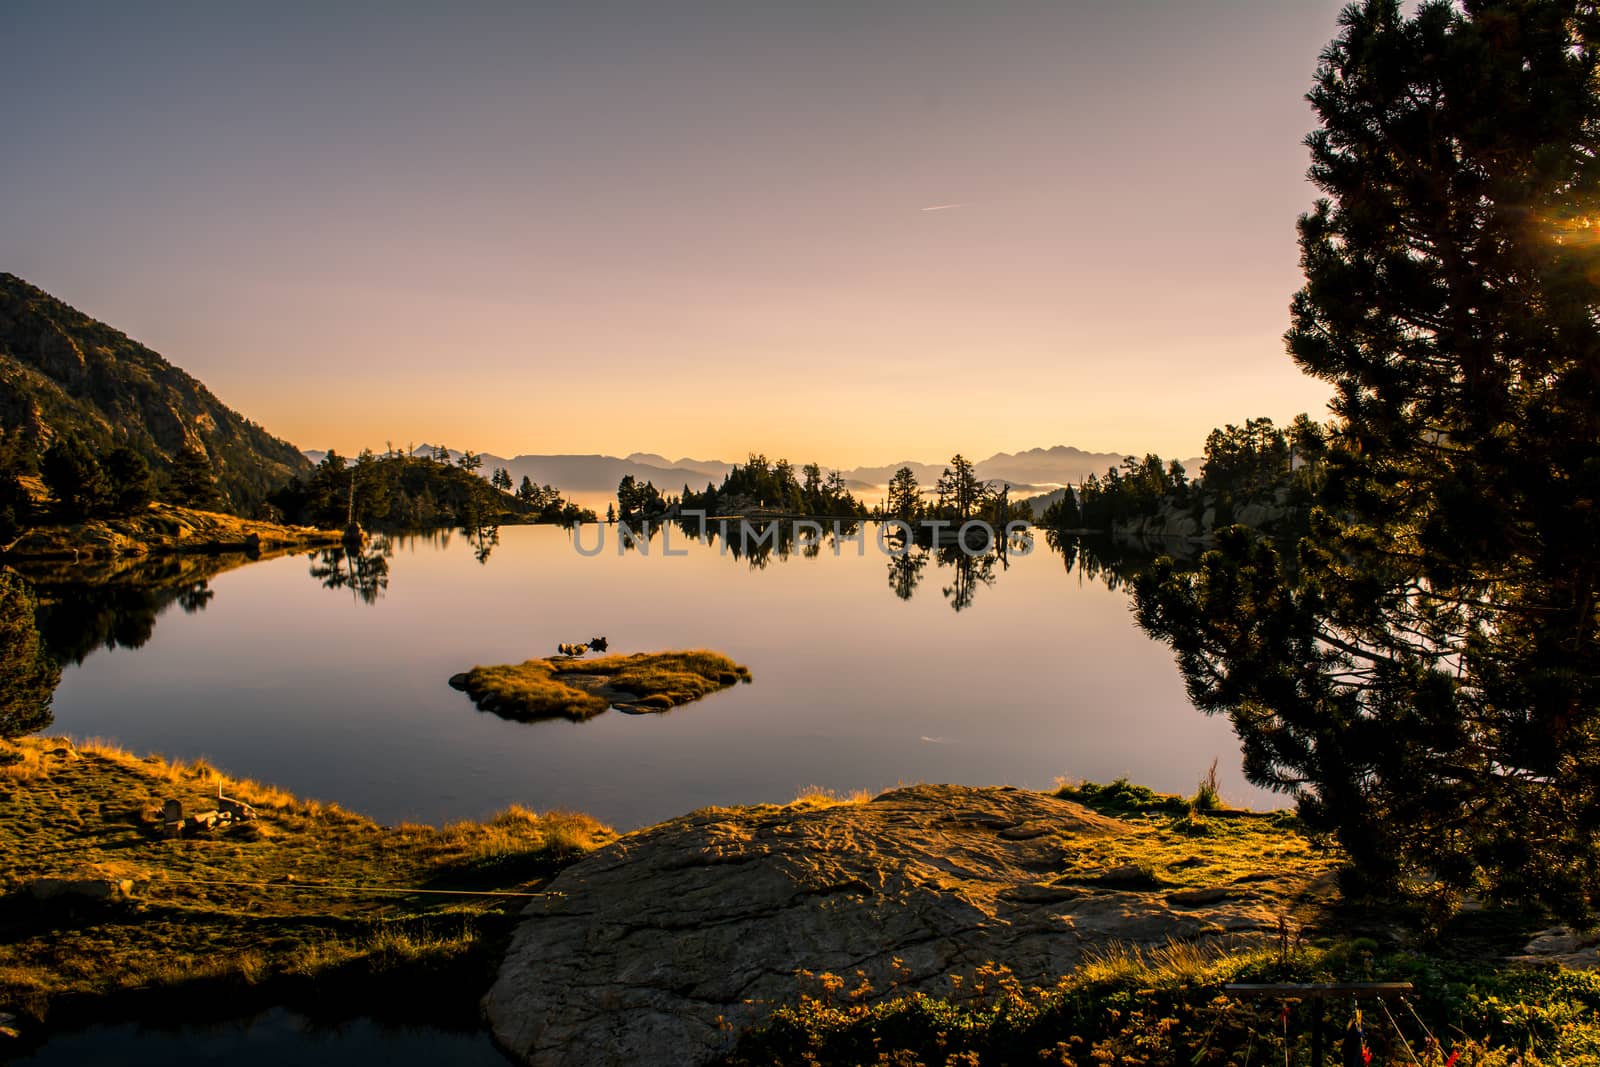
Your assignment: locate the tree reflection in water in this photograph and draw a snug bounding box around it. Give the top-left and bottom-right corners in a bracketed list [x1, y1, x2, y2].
[309, 536, 393, 604]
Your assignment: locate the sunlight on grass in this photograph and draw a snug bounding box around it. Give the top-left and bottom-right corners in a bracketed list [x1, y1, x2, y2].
[0, 734, 616, 1025]
[453, 649, 752, 720]
[788, 785, 875, 809]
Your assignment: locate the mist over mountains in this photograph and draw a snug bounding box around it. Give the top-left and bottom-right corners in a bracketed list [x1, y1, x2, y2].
[301, 444, 1206, 501]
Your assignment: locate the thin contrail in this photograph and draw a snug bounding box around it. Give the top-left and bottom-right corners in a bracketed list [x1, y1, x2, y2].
[920, 203, 964, 212]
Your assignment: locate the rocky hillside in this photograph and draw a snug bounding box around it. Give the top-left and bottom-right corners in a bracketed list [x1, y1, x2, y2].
[0, 274, 307, 514]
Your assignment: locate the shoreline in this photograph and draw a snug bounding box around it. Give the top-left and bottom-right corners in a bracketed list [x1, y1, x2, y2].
[1, 504, 343, 563]
[2, 735, 1596, 1064]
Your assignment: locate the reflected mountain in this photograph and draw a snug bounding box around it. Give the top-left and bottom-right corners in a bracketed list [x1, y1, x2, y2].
[7, 550, 265, 668]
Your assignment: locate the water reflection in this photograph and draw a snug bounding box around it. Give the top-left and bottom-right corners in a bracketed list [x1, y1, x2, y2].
[9, 552, 244, 669]
[603, 518, 1039, 613]
[34, 523, 1273, 828]
[309, 537, 393, 604]
[9, 527, 1199, 688]
[887, 550, 926, 601]
[1044, 530, 1205, 593]
[467, 523, 499, 564]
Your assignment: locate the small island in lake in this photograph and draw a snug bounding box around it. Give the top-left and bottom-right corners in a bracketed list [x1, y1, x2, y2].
[449, 650, 753, 721]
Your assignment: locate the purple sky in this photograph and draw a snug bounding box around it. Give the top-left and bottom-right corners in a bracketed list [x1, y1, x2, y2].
[3, 1, 1345, 465]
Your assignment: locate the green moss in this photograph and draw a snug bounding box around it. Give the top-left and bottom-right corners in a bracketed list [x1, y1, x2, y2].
[1055, 776, 1192, 816]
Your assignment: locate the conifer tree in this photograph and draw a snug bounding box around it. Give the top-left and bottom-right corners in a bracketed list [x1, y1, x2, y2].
[1136, 0, 1600, 918]
[169, 446, 221, 509]
[40, 435, 109, 519]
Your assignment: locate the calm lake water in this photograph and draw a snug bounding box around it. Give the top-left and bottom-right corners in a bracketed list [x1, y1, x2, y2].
[33, 523, 1269, 830]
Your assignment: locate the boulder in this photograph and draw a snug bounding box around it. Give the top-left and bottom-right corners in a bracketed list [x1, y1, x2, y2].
[485, 784, 1294, 1067]
[27, 877, 135, 901]
[1514, 926, 1600, 970]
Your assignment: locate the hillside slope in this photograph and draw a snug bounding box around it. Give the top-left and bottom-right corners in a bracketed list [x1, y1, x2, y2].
[0, 274, 307, 513]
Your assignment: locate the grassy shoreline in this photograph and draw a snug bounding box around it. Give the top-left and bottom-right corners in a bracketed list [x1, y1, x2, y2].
[0, 734, 615, 1035]
[4, 737, 1597, 1064]
[2, 503, 343, 562]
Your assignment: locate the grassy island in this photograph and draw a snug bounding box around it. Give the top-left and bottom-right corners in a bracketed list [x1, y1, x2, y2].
[449, 649, 752, 721]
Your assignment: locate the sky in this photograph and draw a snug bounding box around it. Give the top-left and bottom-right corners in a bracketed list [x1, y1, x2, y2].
[2, 1, 1344, 467]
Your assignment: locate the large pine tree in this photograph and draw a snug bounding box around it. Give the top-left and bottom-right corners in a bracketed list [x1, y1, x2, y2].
[1136, 0, 1600, 918]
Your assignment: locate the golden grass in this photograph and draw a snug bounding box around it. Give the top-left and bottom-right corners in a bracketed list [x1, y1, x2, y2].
[453, 661, 610, 719]
[0, 735, 617, 1024]
[455, 648, 753, 720]
[562, 649, 752, 709]
[787, 785, 876, 810]
[1042, 776, 1334, 921]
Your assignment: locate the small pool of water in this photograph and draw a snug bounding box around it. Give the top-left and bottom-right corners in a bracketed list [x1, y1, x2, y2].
[6, 1010, 507, 1066]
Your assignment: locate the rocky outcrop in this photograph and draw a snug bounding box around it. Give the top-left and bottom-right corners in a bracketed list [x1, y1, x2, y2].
[1515, 926, 1600, 970]
[485, 785, 1316, 1067]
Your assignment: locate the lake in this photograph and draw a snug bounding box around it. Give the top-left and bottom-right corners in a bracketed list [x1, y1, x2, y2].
[29, 522, 1268, 831]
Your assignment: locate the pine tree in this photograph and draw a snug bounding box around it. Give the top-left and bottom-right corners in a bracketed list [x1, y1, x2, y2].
[886, 467, 922, 524]
[1042, 486, 1080, 530]
[103, 446, 154, 515]
[169, 446, 221, 509]
[934, 455, 986, 522]
[1136, 0, 1600, 919]
[40, 435, 109, 519]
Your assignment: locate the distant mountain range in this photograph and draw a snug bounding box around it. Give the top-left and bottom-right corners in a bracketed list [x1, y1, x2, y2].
[0, 274, 308, 513]
[0, 273, 1207, 519]
[301, 444, 1205, 502]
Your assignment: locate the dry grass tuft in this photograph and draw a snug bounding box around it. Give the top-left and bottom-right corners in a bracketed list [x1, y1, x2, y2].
[788, 785, 875, 810]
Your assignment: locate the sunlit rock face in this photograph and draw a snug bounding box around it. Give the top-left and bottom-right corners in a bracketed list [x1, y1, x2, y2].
[486, 784, 1309, 1067]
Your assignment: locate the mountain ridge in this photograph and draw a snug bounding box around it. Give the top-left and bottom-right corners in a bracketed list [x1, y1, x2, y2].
[0, 273, 308, 514]
[300, 444, 1206, 501]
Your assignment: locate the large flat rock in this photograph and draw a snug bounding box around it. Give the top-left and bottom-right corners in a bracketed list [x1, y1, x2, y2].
[485, 784, 1301, 1066]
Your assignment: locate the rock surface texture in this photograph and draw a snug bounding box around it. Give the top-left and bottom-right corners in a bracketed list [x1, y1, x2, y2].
[486, 784, 1316, 1067]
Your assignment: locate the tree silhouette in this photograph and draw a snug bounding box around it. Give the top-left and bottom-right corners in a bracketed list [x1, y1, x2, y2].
[934, 454, 987, 522]
[103, 446, 154, 515]
[886, 467, 922, 524]
[40, 435, 108, 519]
[170, 445, 221, 509]
[1136, 0, 1600, 919]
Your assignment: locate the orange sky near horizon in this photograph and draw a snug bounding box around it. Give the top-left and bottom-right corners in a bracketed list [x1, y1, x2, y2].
[3, 2, 1341, 469]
